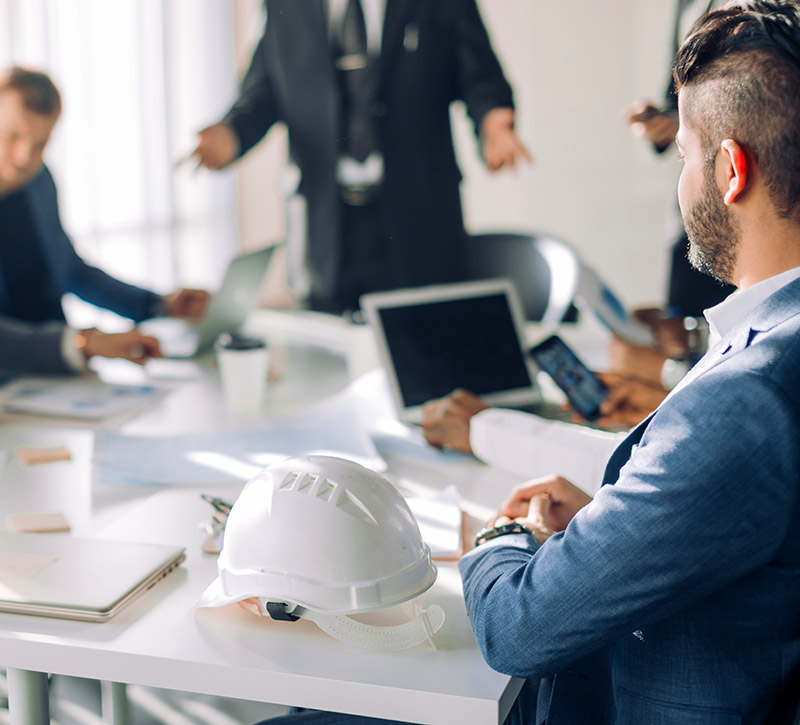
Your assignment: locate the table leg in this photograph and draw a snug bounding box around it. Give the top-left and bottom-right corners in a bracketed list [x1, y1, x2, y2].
[6, 668, 49, 725]
[101, 681, 130, 725]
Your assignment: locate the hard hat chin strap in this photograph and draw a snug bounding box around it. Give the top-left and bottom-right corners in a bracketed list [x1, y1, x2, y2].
[297, 602, 445, 652]
[251, 599, 445, 652]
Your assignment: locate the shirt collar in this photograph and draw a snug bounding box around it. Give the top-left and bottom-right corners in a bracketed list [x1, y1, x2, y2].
[704, 266, 800, 342]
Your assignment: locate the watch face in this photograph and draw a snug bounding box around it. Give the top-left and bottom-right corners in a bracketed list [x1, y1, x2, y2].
[474, 522, 532, 547]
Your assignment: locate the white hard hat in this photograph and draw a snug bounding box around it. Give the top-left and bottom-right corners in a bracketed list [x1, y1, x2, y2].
[197, 455, 444, 651]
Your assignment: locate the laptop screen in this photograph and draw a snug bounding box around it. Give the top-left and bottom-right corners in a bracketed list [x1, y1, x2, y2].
[373, 292, 534, 408]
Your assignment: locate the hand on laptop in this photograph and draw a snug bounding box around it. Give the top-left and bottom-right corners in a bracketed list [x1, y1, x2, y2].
[163, 288, 211, 321]
[420, 389, 490, 454]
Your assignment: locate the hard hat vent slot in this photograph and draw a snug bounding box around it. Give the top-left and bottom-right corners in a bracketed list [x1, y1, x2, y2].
[339, 491, 378, 527]
[278, 469, 376, 524]
[279, 470, 320, 493]
[278, 472, 300, 490]
[315, 481, 337, 502]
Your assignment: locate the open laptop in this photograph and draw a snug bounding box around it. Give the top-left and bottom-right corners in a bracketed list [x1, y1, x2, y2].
[360, 278, 542, 423]
[141, 245, 278, 358]
[0, 532, 185, 622]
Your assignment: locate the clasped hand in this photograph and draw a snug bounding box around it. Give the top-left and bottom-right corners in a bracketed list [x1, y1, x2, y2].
[488, 474, 593, 546]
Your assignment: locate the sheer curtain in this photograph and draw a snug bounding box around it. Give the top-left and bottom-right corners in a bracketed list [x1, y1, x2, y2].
[0, 0, 241, 328]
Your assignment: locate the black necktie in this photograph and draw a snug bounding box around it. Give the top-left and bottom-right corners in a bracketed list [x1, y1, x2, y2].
[337, 0, 379, 162]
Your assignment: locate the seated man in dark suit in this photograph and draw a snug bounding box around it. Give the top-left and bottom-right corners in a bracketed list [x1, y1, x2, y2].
[0, 66, 210, 330]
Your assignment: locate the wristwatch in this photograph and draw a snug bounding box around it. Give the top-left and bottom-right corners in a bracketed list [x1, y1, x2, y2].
[74, 327, 99, 360]
[474, 521, 533, 548]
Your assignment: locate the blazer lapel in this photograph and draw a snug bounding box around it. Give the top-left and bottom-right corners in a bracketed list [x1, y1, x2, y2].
[674, 275, 800, 393]
[603, 275, 800, 486]
[378, 0, 421, 94]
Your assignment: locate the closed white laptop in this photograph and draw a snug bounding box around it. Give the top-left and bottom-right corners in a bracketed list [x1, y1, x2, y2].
[0, 532, 185, 622]
[360, 278, 542, 423]
[142, 245, 278, 358]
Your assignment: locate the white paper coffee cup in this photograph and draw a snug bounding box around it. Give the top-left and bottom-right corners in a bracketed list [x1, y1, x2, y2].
[215, 334, 269, 412]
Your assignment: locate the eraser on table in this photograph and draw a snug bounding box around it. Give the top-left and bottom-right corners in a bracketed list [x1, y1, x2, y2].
[7, 511, 72, 533]
[15, 445, 72, 465]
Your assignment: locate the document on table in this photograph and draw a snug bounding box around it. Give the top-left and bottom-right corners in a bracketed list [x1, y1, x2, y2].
[407, 485, 463, 560]
[0, 379, 168, 421]
[95, 395, 385, 486]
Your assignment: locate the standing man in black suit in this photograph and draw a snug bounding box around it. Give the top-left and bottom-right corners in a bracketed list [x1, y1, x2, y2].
[623, 0, 734, 318]
[193, 0, 530, 314]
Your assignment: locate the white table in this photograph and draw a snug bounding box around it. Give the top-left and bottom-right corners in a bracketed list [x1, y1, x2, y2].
[0, 312, 529, 725]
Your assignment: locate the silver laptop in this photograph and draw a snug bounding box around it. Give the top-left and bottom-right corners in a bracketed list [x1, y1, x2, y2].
[142, 245, 278, 358]
[0, 532, 185, 622]
[360, 278, 542, 423]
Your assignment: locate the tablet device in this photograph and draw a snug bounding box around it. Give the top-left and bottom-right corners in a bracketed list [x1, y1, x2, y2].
[573, 261, 654, 346]
[141, 245, 278, 358]
[0, 532, 185, 622]
[360, 279, 541, 423]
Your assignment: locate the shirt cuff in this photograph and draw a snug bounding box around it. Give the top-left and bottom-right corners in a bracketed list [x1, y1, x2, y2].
[459, 533, 540, 570]
[60, 328, 89, 373]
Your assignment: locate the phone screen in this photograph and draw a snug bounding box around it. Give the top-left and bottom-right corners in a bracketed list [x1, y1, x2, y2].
[529, 335, 607, 420]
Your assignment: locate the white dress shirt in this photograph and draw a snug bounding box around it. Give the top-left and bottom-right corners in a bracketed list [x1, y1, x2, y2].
[470, 266, 800, 496]
[327, 0, 387, 187]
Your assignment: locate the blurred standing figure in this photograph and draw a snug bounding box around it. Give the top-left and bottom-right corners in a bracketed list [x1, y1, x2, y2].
[623, 0, 735, 317]
[193, 0, 531, 314]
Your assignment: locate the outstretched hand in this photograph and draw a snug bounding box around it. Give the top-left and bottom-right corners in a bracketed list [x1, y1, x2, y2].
[191, 123, 240, 171]
[163, 288, 211, 321]
[420, 389, 490, 453]
[480, 108, 533, 172]
[622, 100, 679, 148]
[82, 329, 163, 365]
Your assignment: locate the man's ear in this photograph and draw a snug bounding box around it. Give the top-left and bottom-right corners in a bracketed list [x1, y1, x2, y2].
[720, 139, 748, 205]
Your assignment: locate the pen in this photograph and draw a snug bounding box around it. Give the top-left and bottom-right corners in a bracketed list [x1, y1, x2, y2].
[173, 150, 197, 171]
[128, 343, 146, 360]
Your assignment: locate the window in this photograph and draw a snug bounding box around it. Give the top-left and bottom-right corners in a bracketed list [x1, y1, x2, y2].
[1, 0, 241, 327]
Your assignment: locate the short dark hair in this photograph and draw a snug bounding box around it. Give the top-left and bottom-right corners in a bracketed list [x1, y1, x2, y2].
[0, 66, 61, 116]
[674, 1, 800, 224]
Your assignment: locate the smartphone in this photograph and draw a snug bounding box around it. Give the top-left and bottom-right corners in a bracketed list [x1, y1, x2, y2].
[528, 335, 607, 421]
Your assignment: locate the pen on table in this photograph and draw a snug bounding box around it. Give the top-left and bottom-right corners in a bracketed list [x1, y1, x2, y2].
[173, 150, 199, 172]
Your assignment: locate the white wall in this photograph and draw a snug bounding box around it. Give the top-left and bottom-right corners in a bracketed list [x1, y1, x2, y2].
[234, 0, 684, 309]
[456, 0, 682, 309]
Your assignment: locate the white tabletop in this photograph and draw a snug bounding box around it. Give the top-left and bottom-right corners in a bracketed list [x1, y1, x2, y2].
[0, 310, 527, 724]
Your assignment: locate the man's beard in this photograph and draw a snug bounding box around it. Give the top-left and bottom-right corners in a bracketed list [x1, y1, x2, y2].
[683, 166, 741, 285]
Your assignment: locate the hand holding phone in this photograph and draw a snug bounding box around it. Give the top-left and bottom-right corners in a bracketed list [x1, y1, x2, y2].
[528, 335, 607, 421]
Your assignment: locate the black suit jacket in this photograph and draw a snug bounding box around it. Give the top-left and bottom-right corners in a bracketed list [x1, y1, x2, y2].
[224, 0, 514, 307]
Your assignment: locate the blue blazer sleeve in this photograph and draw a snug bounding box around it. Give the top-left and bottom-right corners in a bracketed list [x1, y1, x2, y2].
[459, 360, 800, 681]
[0, 315, 72, 375]
[25, 168, 160, 322]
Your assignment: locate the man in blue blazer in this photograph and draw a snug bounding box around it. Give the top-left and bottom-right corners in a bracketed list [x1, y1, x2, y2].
[191, 0, 531, 314]
[458, 3, 800, 723]
[0, 67, 209, 327]
[0, 315, 162, 375]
